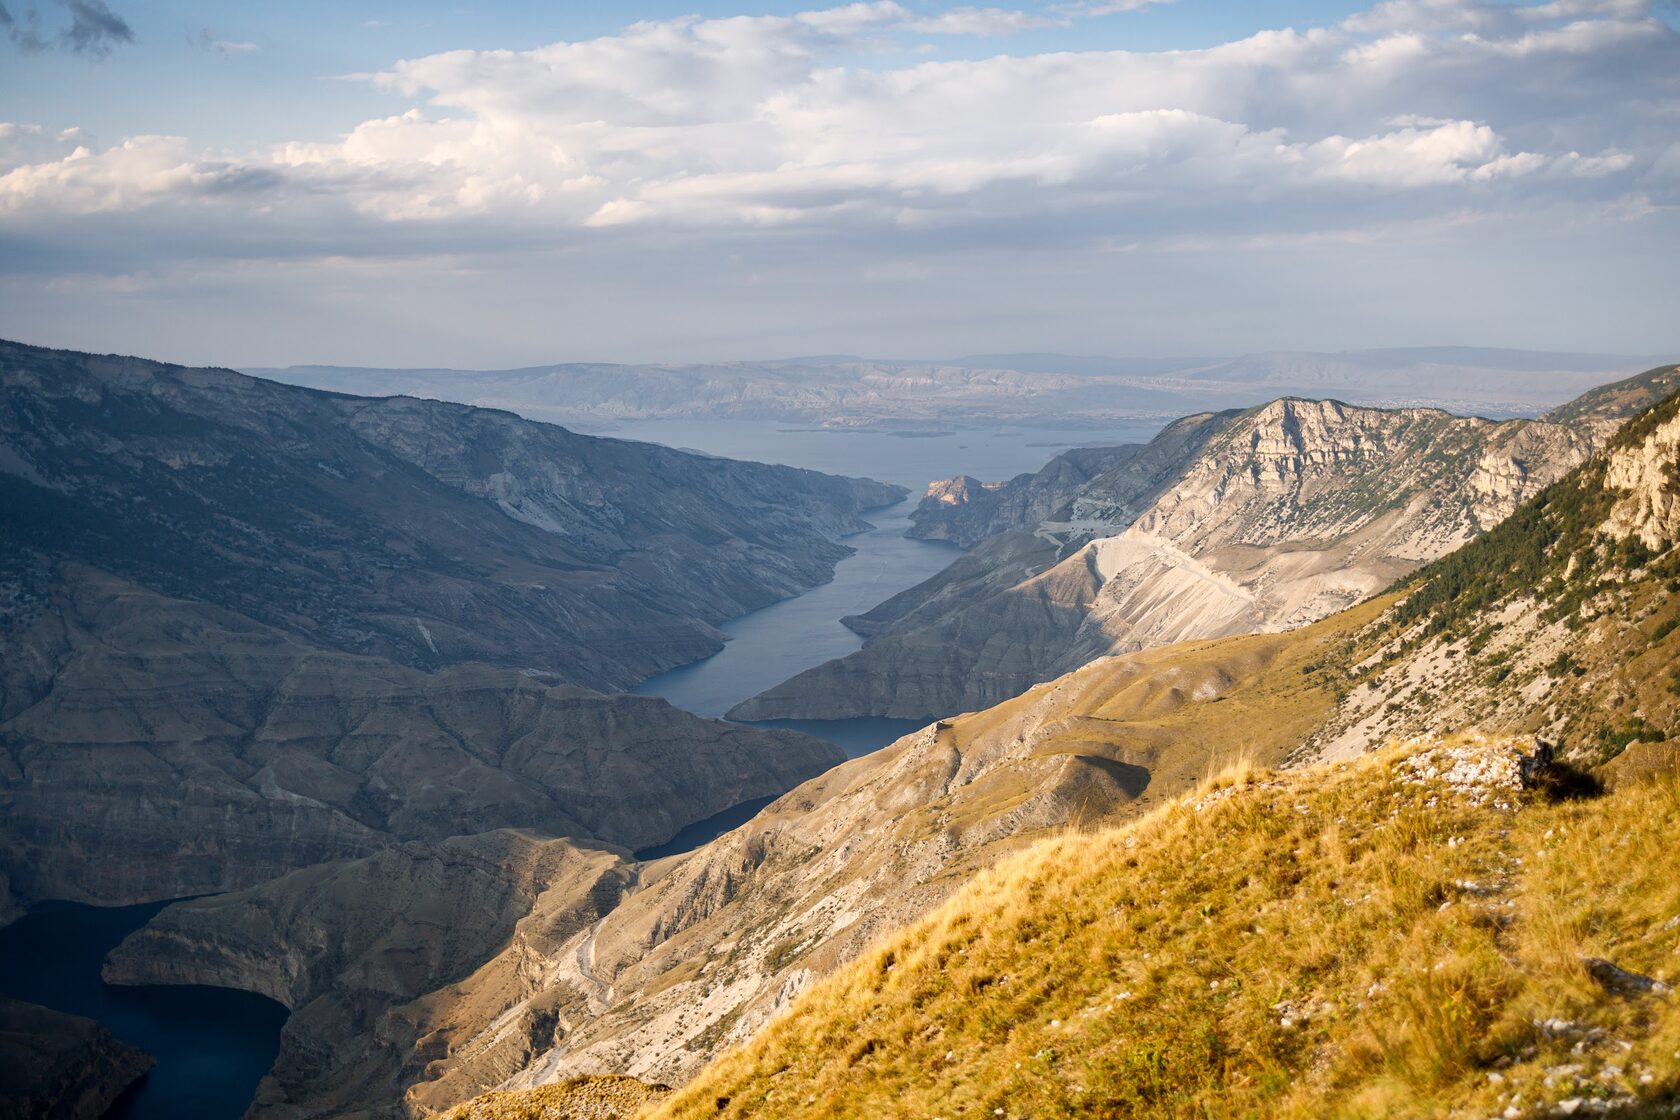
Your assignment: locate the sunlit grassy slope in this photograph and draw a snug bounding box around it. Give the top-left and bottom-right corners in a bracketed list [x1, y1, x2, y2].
[651, 743, 1679, 1118]
[443, 1074, 667, 1119]
[446, 387, 1680, 1118]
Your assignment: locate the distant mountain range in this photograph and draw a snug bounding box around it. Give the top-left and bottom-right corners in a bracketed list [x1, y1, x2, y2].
[249, 347, 1674, 430]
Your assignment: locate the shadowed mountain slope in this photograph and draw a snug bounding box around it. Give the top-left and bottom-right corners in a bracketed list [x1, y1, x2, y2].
[0, 338, 899, 918]
[1, 339, 903, 692]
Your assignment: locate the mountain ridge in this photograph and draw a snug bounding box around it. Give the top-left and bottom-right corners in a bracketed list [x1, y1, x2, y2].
[735, 369, 1678, 723]
[414, 383, 1680, 1117]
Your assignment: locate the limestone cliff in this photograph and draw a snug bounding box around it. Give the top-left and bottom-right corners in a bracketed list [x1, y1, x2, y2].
[1601, 409, 1680, 550]
[733, 375, 1678, 722]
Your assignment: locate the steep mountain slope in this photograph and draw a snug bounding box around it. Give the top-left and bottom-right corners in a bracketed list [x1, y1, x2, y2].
[738, 371, 1677, 722]
[439, 387, 1680, 1115]
[1, 339, 902, 691]
[0, 565, 839, 915]
[655, 740, 1680, 1119]
[1540, 361, 1680, 426]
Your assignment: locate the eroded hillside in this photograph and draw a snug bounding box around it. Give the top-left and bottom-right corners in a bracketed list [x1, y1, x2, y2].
[655, 739, 1680, 1118]
[436, 386, 1680, 1116]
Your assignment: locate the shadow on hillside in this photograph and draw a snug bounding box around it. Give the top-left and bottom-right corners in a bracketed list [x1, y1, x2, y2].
[1530, 761, 1605, 802]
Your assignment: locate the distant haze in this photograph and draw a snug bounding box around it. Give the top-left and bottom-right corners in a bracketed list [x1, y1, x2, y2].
[252, 347, 1675, 429]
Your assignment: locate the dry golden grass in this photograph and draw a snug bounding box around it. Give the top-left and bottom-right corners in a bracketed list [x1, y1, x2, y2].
[640, 740, 1679, 1119]
[441, 1075, 667, 1120]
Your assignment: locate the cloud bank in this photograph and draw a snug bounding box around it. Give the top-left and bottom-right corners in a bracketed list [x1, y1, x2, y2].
[0, 0, 1675, 364]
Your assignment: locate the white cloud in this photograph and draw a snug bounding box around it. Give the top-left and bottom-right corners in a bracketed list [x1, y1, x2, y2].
[0, 1, 1672, 258]
[904, 7, 1066, 35]
[1345, 0, 1653, 33]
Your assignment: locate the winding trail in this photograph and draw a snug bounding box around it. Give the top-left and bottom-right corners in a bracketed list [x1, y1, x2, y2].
[576, 865, 642, 1010]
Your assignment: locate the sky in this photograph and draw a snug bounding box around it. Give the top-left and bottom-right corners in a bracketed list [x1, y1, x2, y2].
[1, 0, 1677, 368]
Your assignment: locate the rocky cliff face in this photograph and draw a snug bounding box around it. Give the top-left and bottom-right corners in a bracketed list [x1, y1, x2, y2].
[1601, 410, 1680, 550]
[104, 832, 627, 1120]
[0, 339, 903, 693]
[0, 996, 153, 1120]
[733, 385, 1650, 722]
[434, 390, 1680, 1112]
[0, 565, 840, 914]
[907, 446, 1135, 548]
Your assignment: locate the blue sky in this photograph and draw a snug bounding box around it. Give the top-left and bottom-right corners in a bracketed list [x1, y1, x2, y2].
[2, 0, 1677, 367]
[4, 2, 1405, 146]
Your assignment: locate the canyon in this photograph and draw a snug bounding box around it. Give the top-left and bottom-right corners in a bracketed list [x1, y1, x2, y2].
[0, 336, 904, 992]
[443, 366, 1680, 1120]
[7, 337, 1679, 1119]
[735, 367, 1680, 722]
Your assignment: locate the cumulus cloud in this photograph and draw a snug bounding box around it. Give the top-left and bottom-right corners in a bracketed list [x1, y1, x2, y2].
[0, 0, 1673, 262]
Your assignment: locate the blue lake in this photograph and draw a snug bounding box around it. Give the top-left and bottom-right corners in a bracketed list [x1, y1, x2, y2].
[0, 900, 288, 1119]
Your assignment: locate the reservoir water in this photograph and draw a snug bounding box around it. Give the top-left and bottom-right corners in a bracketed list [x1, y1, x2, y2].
[5, 416, 1162, 1119]
[0, 900, 288, 1119]
[617, 418, 1163, 754]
